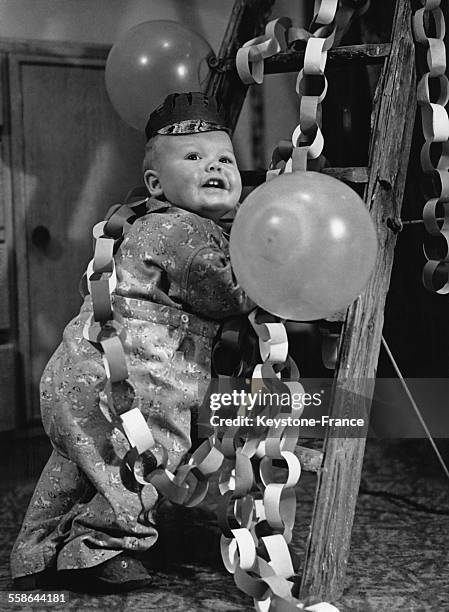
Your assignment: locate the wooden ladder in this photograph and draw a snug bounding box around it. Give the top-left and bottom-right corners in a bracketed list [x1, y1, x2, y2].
[206, 0, 416, 601]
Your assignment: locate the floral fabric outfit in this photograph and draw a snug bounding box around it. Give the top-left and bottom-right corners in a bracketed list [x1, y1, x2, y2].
[11, 198, 253, 579]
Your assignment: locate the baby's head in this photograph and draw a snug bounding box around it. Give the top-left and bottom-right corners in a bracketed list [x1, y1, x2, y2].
[143, 93, 242, 222]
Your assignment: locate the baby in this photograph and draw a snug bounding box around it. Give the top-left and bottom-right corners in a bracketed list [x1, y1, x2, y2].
[11, 92, 254, 593]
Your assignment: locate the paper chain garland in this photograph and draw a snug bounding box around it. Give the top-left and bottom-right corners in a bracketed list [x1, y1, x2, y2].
[237, 0, 449, 295]
[82, 197, 338, 610]
[236, 0, 370, 174]
[78, 2, 381, 607]
[412, 0, 449, 293]
[82, 198, 156, 460]
[235, 0, 371, 368]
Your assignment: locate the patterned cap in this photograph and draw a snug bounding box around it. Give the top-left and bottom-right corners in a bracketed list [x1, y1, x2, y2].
[145, 92, 230, 141]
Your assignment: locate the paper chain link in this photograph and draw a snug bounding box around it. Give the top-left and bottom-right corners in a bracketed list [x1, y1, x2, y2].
[82, 201, 337, 610]
[236, 17, 292, 85]
[236, 0, 370, 175]
[412, 0, 449, 293]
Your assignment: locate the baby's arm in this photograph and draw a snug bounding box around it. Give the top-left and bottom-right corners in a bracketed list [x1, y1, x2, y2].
[184, 237, 255, 320]
[116, 210, 255, 320]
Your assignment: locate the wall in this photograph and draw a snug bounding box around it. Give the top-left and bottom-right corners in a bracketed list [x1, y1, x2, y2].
[0, 0, 305, 169]
[0, 0, 231, 49]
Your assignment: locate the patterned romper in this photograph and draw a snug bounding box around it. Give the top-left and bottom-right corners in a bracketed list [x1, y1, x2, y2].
[11, 198, 253, 579]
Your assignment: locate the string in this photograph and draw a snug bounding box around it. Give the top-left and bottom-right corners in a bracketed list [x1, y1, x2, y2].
[381, 335, 449, 481]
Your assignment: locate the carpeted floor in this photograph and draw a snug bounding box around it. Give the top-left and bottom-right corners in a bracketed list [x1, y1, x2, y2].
[0, 439, 448, 612]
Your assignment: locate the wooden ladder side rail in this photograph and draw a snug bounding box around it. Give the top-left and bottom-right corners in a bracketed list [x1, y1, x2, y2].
[206, 0, 275, 130]
[298, 0, 417, 601]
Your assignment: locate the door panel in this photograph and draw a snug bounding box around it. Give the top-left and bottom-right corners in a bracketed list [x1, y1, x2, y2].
[9, 53, 146, 420]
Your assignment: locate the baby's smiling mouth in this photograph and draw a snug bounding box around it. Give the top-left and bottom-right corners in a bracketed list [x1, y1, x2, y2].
[202, 177, 227, 190]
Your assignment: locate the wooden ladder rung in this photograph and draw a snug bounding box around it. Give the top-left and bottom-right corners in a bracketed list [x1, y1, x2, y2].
[241, 167, 369, 186]
[294, 445, 324, 473]
[215, 43, 391, 75]
[266, 43, 391, 73]
[322, 167, 369, 183]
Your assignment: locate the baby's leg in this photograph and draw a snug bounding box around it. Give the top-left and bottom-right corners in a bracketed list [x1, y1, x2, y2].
[10, 449, 93, 580]
[11, 302, 215, 582]
[38, 347, 160, 572]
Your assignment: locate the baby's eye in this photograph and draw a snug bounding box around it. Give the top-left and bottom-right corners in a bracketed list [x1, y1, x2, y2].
[219, 156, 234, 164]
[185, 152, 201, 160]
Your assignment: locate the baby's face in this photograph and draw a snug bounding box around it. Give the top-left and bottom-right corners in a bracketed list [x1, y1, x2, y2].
[144, 131, 242, 221]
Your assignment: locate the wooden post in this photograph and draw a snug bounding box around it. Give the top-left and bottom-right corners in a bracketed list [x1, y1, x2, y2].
[299, 0, 416, 600]
[206, 0, 275, 130]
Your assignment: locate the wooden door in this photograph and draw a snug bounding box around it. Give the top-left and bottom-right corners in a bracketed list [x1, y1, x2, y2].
[0, 50, 16, 431]
[6, 44, 146, 424]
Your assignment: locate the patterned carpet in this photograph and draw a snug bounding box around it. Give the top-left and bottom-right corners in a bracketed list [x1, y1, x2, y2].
[0, 439, 448, 612]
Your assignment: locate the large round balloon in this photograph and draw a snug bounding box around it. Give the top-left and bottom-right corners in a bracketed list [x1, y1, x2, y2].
[230, 172, 378, 321]
[105, 20, 214, 131]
